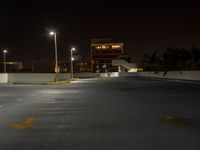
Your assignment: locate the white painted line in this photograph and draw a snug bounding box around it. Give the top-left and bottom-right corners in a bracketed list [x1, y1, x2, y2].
[17, 98, 23, 101]
[32, 94, 36, 96]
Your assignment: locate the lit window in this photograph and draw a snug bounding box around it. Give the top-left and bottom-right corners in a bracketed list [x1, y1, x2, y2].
[102, 45, 107, 49]
[112, 45, 121, 49]
[95, 46, 101, 49]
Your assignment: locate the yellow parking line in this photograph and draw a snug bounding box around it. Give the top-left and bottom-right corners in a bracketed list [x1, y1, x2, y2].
[11, 117, 37, 130]
[160, 114, 188, 128]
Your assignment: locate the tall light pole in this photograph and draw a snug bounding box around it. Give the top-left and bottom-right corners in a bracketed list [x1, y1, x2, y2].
[70, 47, 76, 79]
[49, 31, 59, 82]
[3, 50, 8, 73]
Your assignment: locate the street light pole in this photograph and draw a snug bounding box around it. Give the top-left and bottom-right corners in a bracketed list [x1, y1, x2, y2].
[70, 47, 75, 79]
[49, 31, 59, 82]
[3, 50, 7, 73]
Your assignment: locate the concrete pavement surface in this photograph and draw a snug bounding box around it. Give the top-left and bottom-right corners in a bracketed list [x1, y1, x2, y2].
[0, 77, 200, 150]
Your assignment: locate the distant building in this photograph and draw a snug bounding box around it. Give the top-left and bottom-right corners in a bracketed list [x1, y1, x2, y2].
[91, 38, 124, 72]
[59, 60, 69, 73]
[118, 54, 131, 63]
[74, 59, 91, 73]
[0, 61, 23, 72]
[57, 59, 91, 73]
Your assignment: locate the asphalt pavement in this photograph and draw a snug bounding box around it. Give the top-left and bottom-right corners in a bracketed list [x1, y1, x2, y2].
[0, 77, 200, 150]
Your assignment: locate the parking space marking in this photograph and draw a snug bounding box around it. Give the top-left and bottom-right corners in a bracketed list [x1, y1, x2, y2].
[11, 117, 37, 130]
[160, 114, 188, 128]
[17, 98, 23, 101]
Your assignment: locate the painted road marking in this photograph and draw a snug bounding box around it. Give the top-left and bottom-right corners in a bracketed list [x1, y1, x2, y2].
[11, 117, 37, 130]
[160, 114, 188, 128]
[17, 98, 23, 101]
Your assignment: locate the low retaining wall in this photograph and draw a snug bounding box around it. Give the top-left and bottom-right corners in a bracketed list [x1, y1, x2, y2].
[1, 71, 200, 84]
[8, 73, 71, 84]
[58, 73, 71, 81]
[74, 73, 99, 78]
[99, 72, 137, 77]
[98, 71, 200, 81]
[137, 71, 200, 81]
[8, 73, 55, 84]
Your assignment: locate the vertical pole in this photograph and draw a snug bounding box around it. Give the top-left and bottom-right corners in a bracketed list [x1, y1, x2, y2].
[70, 49, 73, 79]
[91, 44, 93, 73]
[3, 52, 6, 73]
[54, 33, 58, 82]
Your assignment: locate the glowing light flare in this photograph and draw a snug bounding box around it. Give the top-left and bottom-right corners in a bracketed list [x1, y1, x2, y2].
[49, 31, 55, 35]
[71, 47, 76, 51]
[3, 50, 8, 53]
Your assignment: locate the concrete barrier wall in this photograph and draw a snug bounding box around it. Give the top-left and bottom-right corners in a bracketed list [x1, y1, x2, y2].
[0, 73, 8, 83]
[137, 71, 200, 81]
[58, 73, 71, 81]
[98, 71, 200, 81]
[8, 73, 55, 84]
[118, 72, 138, 77]
[1, 71, 200, 84]
[8, 73, 71, 84]
[99, 72, 137, 77]
[74, 73, 99, 78]
[137, 72, 165, 78]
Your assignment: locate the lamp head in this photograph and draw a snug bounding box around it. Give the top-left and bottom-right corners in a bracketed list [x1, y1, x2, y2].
[3, 50, 7, 53]
[49, 31, 55, 35]
[71, 47, 76, 51]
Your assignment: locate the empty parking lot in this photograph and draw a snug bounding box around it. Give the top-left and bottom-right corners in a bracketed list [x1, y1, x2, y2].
[0, 77, 200, 150]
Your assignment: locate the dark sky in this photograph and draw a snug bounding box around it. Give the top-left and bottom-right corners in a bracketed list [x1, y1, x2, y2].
[1, 0, 200, 65]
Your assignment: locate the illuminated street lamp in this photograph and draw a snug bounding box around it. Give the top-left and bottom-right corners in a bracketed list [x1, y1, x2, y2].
[49, 31, 59, 82]
[70, 47, 76, 79]
[3, 50, 8, 73]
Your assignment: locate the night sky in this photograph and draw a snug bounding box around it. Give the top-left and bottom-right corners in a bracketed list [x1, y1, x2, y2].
[1, 0, 200, 66]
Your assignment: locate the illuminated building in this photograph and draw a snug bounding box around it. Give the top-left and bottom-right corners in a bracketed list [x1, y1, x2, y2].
[91, 39, 124, 72]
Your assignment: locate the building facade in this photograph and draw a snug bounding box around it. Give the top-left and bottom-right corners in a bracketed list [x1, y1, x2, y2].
[74, 59, 91, 73]
[91, 39, 124, 73]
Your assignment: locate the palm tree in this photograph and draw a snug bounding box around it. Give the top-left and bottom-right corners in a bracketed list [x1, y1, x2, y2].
[143, 51, 162, 72]
[191, 46, 200, 70]
[162, 47, 191, 71]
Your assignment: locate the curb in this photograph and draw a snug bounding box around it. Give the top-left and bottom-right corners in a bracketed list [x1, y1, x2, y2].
[47, 78, 79, 85]
[47, 80, 70, 85]
[70, 78, 79, 81]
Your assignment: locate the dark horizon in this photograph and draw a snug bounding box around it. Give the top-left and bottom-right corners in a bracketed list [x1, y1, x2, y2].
[1, 0, 200, 66]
